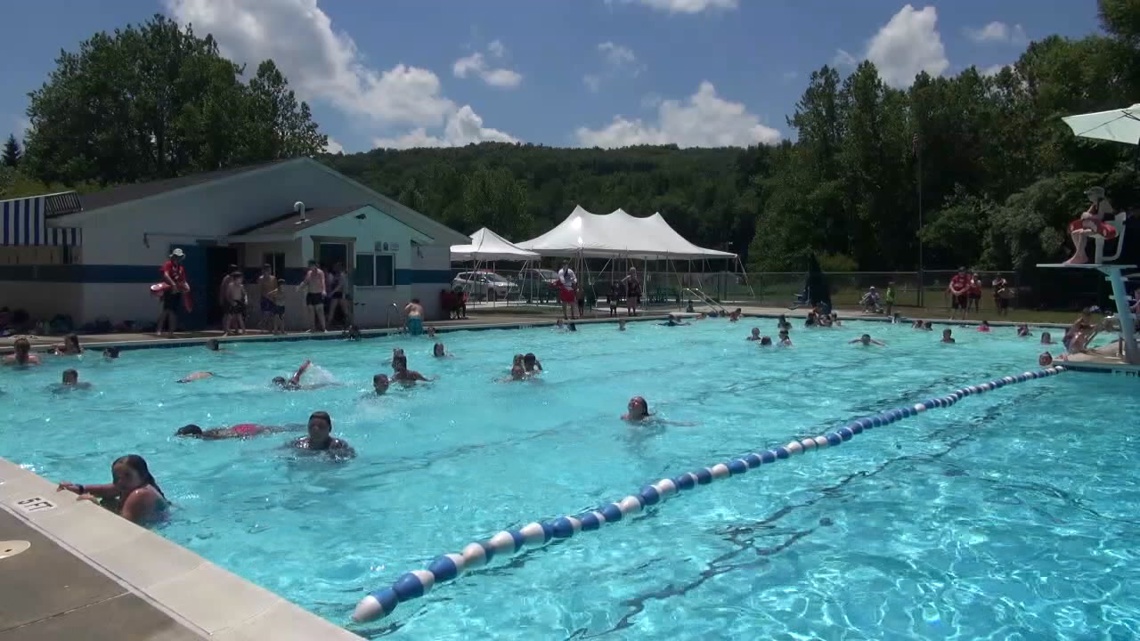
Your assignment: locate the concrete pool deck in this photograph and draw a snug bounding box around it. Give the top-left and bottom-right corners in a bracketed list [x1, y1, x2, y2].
[0, 459, 365, 640]
[0, 306, 1094, 640]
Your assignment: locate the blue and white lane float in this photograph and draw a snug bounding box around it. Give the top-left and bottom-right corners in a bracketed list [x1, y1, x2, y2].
[352, 366, 1066, 622]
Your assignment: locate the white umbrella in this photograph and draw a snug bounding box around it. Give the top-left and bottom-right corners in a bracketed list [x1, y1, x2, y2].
[1062, 104, 1140, 145]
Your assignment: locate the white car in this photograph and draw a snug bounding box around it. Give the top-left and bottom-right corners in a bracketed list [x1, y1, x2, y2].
[452, 271, 520, 301]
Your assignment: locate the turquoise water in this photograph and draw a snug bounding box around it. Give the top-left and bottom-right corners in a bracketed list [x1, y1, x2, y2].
[3, 319, 1139, 640]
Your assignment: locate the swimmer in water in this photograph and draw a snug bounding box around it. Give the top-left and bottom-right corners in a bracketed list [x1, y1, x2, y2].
[390, 348, 405, 368]
[977, 320, 991, 333]
[425, 325, 437, 338]
[3, 338, 41, 366]
[56, 368, 92, 390]
[103, 347, 121, 359]
[758, 336, 773, 346]
[1017, 323, 1031, 337]
[503, 364, 528, 381]
[372, 373, 390, 395]
[343, 325, 362, 341]
[56, 454, 168, 524]
[555, 319, 566, 331]
[618, 319, 627, 331]
[1039, 351, 1054, 366]
[178, 371, 214, 383]
[524, 352, 543, 373]
[777, 330, 792, 346]
[175, 423, 295, 440]
[290, 411, 355, 459]
[661, 314, 690, 327]
[271, 360, 335, 390]
[53, 333, 83, 355]
[623, 396, 651, 422]
[205, 338, 223, 351]
[432, 342, 449, 357]
[849, 334, 885, 347]
[941, 328, 956, 344]
[747, 327, 762, 341]
[392, 355, 430, 384]
[1040, 331, 1054, 345]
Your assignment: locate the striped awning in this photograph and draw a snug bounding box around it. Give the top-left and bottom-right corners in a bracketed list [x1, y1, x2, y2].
[1, 194, 82, 246]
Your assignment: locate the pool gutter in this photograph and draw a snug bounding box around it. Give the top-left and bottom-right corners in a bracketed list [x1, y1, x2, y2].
[0, 457, 365, 640]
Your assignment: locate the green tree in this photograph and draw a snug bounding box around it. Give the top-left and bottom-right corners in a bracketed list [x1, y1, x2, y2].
[22, 14, 326, 186]
[246, 60, 327, 160]
[1, 134, 21, 167]
[461, 166, 531, 239]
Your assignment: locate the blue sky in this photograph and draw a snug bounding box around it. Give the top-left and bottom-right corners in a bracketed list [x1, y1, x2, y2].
[0, 0, 1103, 153]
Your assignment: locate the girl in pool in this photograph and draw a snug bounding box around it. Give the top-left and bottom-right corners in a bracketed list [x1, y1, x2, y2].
[977, 320, 992, 333]
[174, 423, 296, 440]
[53, 333, 83, 355]
[1017, 323, 1031, 337]
[432, 342, 450, 357]
[1040, 331, 1054, 345]
[57, 455, 167, 525]
[623, 396, 652, 422]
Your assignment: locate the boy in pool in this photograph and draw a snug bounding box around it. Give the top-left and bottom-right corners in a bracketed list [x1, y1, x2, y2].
[291, 411, 355, 459]
[849, 334, 885, 347]
[57, 369, 92, 390]
[941, 329, 956, 344]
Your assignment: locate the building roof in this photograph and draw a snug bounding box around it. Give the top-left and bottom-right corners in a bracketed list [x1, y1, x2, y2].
[62, 160, 294, 217]
[228, 205, 366, 237]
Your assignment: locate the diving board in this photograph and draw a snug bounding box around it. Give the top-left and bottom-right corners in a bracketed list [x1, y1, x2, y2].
[1037, 262, 1139, 365]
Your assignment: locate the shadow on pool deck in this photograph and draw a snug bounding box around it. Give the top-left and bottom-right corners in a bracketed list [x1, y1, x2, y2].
[0, 508, 203, 641]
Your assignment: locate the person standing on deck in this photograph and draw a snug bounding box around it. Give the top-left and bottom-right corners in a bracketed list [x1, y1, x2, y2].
[623, 267, 642, 317]
[257, 264, 277, 331]
[557, 260, 578, 320]
[157, 249, 188, 337]
[297, 261, 328, 333]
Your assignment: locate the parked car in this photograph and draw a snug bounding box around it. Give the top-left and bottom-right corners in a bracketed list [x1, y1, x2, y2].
[516, 268, 560, 302]
[452, 271, 520, 301]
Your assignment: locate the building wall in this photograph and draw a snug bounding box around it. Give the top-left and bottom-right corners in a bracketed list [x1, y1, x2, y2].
[1, 162, 459, 328]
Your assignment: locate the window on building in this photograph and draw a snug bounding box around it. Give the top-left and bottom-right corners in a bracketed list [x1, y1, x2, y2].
[262, 252, 285, 276]
[353, 253, 395, 287]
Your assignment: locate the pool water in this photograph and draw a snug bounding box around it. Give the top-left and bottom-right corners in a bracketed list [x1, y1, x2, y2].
[3, 319, 1140, 640]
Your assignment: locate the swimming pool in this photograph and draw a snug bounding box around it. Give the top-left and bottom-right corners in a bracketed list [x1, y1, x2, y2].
[2, 319, 1137, 639]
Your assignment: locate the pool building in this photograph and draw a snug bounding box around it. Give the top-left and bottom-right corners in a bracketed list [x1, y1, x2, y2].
[0, 157, 466, 330]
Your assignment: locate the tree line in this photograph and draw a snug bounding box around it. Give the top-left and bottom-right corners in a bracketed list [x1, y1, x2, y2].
[4, 2, 1140, 285]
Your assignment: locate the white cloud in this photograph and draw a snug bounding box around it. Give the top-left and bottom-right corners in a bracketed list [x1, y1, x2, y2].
[575, 81, 781, 148]
[164, 0, 515, 144]
[324, 137, 344, 154]
[833, 5, 949, 88]
[452, 41, 523, 89]
[373, 106, 517, 149]
[980, 63, 1011, 77]
[583, 42, 644, 92]
[966, 21, 1028, 45]
[609, 0, 738, 14]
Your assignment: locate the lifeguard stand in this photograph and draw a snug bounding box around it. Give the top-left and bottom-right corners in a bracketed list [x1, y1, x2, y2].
[1037, 262, 1138, 365]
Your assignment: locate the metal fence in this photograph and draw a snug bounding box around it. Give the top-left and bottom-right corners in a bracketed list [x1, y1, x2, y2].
[451, 267, 1039, 312]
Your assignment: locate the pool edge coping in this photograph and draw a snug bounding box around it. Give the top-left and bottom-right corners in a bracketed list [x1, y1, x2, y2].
[0, 310, 1075, 354]
[0, 457, 365, 640]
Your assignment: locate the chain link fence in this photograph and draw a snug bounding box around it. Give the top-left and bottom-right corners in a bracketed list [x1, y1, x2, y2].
[450, 265, 1039, 312]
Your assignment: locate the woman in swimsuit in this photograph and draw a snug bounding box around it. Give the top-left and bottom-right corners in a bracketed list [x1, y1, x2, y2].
[57, 455, 168, 525]
[175, 424, 293, 440]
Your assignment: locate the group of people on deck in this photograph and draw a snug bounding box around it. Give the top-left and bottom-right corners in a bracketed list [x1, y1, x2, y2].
[554, 261, 643, 320]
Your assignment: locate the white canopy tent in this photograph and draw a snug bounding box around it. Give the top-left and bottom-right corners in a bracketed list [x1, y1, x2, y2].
[516, 206, 748, 311]
[450, 227, 539, 262]
[516, 206, 737, 259]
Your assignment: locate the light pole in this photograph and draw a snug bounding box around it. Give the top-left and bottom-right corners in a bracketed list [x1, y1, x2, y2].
[914, 132, 925, 308]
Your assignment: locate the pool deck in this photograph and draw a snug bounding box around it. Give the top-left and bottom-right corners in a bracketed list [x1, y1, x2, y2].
[0, 304, 1098, 641]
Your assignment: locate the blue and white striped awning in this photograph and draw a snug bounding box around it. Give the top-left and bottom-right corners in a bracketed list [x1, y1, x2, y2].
[1, 194, 82, 246]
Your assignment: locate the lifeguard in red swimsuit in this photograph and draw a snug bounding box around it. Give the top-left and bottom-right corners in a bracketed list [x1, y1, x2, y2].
[1065, 186, 1117, 265]
[556, 261, 578, 319]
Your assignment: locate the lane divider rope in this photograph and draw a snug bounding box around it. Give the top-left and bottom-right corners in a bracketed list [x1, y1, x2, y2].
[352, 366, 1066, 622]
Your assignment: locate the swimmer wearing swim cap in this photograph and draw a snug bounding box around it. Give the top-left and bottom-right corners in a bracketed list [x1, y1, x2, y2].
[290, 411, 355, 458]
